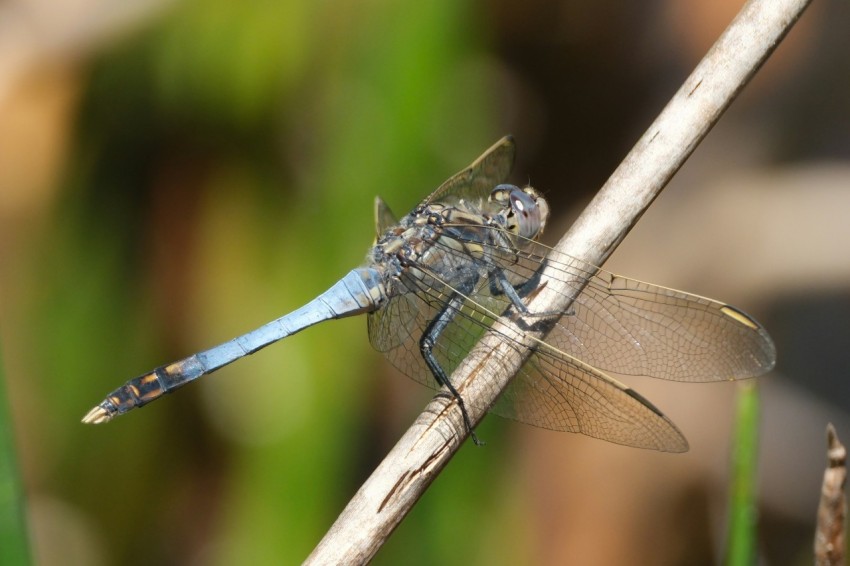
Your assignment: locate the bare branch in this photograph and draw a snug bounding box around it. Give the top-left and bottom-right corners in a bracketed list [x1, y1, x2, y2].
[815, 424, 847, 566]
[305, 0, 812, 563]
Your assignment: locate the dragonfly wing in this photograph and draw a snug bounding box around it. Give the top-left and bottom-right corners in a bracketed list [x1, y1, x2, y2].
[368, 292, 422, 351]
[374, 196, 398, 236]
[471, 237, 777, 382]
[370, 261, 689, 451]
[565, 270, 776, 381]
[367, 264, 509, 391]
[491, 351, 689, 452]
[367, 136, 516, 372]
[420, 136, 516, 208]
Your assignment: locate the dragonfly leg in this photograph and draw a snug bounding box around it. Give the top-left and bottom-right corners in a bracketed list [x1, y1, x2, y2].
[489, 261, 571, 318]
[420, 290, 484, 446]
[516, 259, 579, 316]
[489, 269, 532, 314]
[513, 259, 546, 299]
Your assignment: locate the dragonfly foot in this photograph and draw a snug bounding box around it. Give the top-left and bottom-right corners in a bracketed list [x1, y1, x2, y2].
[470, 429, 486, 447]
[453, 394, 485, 446]
[435, 390, 485, 446]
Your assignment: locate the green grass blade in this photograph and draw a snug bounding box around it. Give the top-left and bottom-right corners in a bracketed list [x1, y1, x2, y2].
[724, 381, 760, 566]
[0, 345, 31, 565]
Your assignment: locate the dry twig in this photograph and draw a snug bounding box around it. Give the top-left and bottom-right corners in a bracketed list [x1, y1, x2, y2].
[305, 0, 813, 563]
[815, 424, 847, 566]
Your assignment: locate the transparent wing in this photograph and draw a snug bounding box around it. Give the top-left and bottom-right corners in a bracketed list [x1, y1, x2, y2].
[366, 219, 774, 449]
[418, 136, 516, 209]
[436, 225, 776, 382]
[492, 353, 688, 452]
[368, 258, 498, 388]
[368, 135, 515, 365]
[366, 251, 689, 451]
[373, 196, 398, 236]
[561, 270, 775, 381]
[549, 249, 771, 381]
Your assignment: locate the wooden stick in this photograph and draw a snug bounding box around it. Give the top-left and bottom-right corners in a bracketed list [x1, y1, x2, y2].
[305, 0, 813, 563]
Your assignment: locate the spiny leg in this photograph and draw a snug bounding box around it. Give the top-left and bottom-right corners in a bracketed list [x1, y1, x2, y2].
[489, 259, 570, 319]
[419, 288, 484, 446]
[490, 268, 532, 314]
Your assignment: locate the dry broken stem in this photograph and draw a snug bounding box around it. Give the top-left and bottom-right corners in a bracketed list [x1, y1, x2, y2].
[305, 0, 813, 563]
[815, 423, 847, 566]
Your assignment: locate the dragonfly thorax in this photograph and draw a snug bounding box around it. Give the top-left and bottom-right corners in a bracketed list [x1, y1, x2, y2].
[371, 204, 463, 271]
[368, 184, 549, 289]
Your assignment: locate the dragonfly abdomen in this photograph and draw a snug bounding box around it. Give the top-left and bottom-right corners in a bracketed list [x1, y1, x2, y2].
[82, 267, 386, 424]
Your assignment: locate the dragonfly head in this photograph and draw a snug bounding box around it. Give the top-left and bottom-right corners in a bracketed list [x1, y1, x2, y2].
[489, 184, 549, 240]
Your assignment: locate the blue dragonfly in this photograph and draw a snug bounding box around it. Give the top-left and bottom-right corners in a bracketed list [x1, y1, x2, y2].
[83, 137, 775, 451]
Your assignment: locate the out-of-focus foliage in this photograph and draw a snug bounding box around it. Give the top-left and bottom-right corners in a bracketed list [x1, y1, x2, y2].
[3, 0, 850, 564]
[0, 345, 31, 566]
[725, 383, 761, 566]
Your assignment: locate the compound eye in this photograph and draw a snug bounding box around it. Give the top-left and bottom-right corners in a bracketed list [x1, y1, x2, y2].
[509, 189, 535, 215]
[505, 188, 538, 239]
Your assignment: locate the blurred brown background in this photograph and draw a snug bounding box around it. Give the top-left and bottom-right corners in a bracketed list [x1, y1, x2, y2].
[1, 0, 849, 564]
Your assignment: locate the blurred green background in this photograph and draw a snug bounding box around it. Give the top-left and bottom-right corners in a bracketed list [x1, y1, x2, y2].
[2, 0, 850, 564]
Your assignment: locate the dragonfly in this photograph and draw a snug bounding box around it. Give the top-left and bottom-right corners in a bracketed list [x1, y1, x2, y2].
[82, 136, 776, 452]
